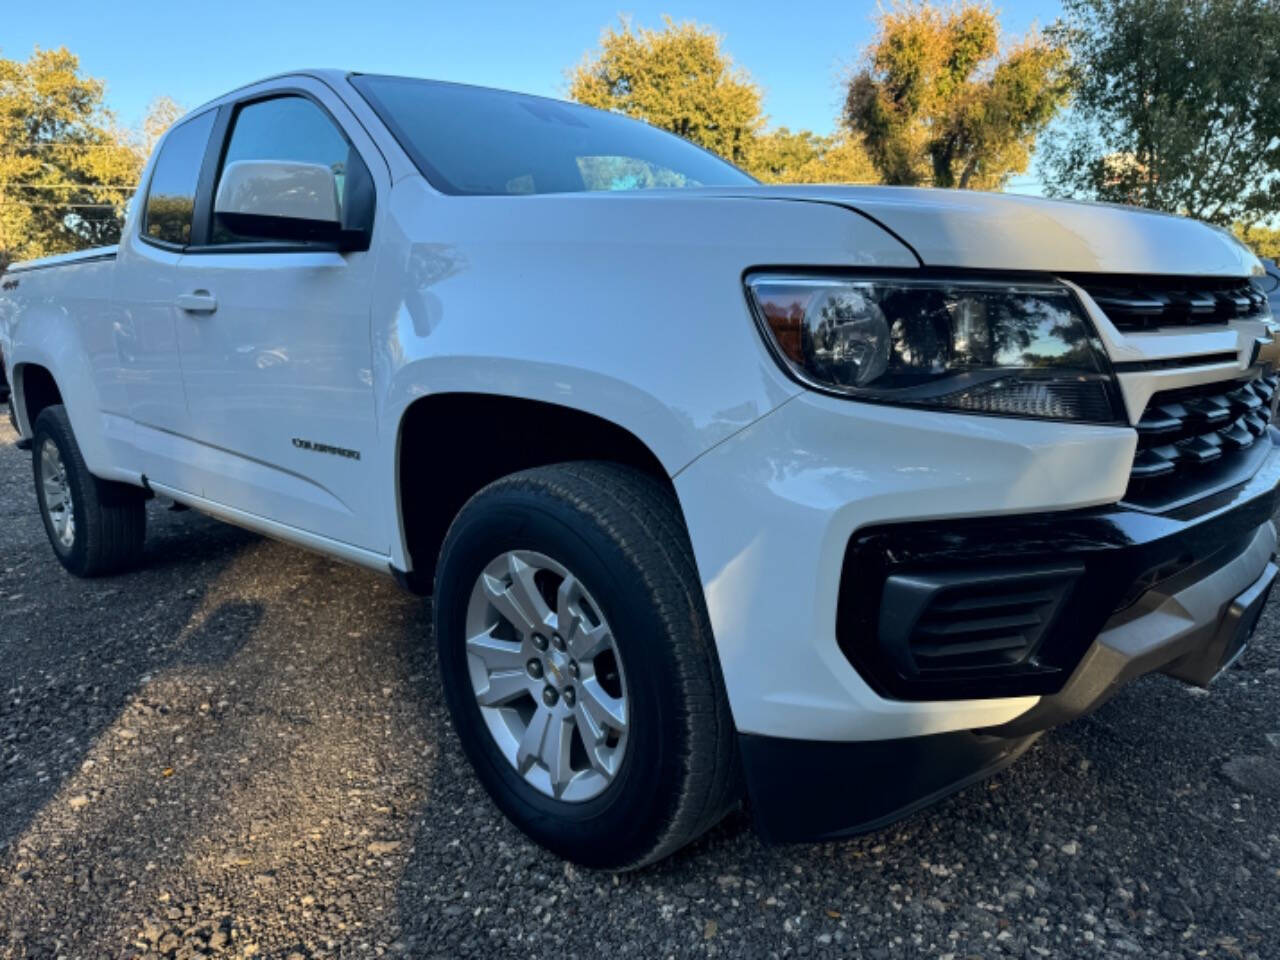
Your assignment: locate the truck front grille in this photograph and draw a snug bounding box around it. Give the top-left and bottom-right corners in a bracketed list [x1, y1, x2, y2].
[1071, 276, 1270, 332]
[1124, 369, 1279, 511]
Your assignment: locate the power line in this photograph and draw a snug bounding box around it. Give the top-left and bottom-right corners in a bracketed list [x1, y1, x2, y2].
[2, 142, 138, 150]
[0, 201, 123, 209]
[1, 182, 138, 190]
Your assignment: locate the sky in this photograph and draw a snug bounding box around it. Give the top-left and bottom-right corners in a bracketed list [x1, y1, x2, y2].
[5, 0, 1064, 189]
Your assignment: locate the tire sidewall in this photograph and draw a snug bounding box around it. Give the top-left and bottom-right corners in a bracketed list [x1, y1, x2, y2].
[435, 488, 684, 867]
[32, 410, 88, 570]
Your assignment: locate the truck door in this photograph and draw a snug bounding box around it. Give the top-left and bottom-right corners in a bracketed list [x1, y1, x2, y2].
[109, 109, 217, 484]
[168, 86, 384, 551]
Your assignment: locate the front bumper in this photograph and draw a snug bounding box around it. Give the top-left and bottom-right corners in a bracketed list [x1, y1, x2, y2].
[741, 516, 1276, 843]
[675, 390, 1280, 843]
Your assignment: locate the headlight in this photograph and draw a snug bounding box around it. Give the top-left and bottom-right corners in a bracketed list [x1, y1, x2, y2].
[746, 274, 1123, 423]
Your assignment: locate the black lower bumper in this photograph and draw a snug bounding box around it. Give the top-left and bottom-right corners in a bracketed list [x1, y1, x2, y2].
[740, 729, 1041, 844]
[743, 548, 1271, 842]
[838, 434, 1280, 701]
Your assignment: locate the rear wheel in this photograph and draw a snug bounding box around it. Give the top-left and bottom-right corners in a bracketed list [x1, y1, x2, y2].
[433, 461, 740, 869]
[32, 405, 146, 577]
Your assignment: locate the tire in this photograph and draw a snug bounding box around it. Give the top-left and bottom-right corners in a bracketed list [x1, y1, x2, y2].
[433, 461, 740, 869]
[32, 405, 146, 577]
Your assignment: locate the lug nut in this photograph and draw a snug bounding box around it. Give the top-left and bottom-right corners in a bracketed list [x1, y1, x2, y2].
[563, 686, 576, 707]
[542, 686, 559, 707]
[551, 633, 566, 651]
[527, 659, 543, 679]
[532, 634, 548, 651]
[568, 661, 580, 679]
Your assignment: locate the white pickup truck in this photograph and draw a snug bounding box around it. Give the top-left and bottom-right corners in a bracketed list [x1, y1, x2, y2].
[3, 70, 1278, 869]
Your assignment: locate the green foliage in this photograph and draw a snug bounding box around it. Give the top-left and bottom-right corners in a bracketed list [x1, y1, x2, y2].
[1044, 0, 1280, 226]
[569, 17, 882, 186]
[568, 16, 763, 167]
[844, 2, 1072, 189]
[749, 128, 879, 184]
[139, 95, 185, 159]
[1235, 224, 1280, 261]
[0, 47, 143, 266]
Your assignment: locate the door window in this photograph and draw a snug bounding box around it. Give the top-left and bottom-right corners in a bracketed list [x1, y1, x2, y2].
[142, 110, 216, 246]
[212, 96, 352, 244]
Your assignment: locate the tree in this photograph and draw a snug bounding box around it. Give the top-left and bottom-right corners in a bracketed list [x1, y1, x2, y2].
[1235, 224, 1280, 261]
[844, 2, 1071, 189]
[138, 95, 185, 160]
[749, 128, 879, 184]
[568, 16, 763, 167]
[0, 47, 142, 266]
[1043, 0, 1280, 227]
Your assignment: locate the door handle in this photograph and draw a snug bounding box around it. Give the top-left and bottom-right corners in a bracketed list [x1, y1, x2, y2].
[176, 291, 217, 314]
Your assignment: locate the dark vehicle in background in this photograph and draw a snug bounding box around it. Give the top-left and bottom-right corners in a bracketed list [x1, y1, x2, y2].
[1258, 258, 1280, 321]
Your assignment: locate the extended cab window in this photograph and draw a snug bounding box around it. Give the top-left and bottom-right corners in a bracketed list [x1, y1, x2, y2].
[142, 110, 216, 246]
[212, 96, 351, 244]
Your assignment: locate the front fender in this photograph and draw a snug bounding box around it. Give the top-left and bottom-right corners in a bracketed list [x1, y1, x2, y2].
[367, 179, 919, 568]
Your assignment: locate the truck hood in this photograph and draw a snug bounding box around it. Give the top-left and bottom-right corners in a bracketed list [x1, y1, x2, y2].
[694, 185, 1262, 278]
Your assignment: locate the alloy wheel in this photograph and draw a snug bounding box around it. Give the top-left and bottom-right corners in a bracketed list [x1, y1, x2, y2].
[39, 438, 75, 549]
[464, 550, 630, 802]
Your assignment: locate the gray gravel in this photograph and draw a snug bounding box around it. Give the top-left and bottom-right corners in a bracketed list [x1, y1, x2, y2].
[1, 417, 1279, 959]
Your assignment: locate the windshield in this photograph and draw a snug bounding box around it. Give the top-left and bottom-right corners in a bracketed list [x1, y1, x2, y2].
[350, 74, 757, 196]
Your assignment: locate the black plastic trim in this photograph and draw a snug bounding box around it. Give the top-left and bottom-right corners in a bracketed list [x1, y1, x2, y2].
[1111, 352, 1240, 373]
[1066, 273, 1269, 331]
[188, 104, 232, 247]
[878, 563, 1083, 679]
[1121, 372, 1280, 512]
[988, 559, 1277, 738]
[4, 250, 118, 274]
[837, 441, 1280, 701]
[739, 730, 1040, 843]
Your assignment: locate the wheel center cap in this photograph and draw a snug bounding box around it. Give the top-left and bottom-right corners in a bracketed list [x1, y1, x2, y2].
[546, 647, 570, 686]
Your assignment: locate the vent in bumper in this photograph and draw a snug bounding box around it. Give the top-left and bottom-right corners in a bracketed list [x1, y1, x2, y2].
[838, 473, 1280, 701]
[1124, 370, 1279, 511]
[878, 566, 1082, 679]
[1071, 276, 1269, 332]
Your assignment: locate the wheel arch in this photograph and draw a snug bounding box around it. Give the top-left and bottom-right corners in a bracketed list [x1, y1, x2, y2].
[393, 391, 682, 592]
[13, 362, 64, 436]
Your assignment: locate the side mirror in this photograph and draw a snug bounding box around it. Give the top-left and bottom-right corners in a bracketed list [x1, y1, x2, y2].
[215, 160, 347, 246]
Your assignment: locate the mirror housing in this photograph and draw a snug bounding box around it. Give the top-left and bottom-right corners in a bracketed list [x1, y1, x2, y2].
[214, 159, 370, 250]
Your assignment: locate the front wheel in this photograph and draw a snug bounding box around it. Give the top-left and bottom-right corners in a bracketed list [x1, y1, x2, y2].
[32, 405, 146, 577]
[433, 461, 740, 869]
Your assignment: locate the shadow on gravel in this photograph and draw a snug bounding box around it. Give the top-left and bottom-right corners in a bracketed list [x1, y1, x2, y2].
[179, 599, 263, 666]
[0, 506, 258, 858]
[1, 512, 441, 957]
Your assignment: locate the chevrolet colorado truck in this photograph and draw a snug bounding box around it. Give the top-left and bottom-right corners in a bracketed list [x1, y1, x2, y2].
[3, 70, 1278, 870]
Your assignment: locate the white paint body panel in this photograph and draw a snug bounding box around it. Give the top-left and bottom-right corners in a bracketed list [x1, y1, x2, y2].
[689, 184, 1263, 277]
[0, 70, 1269, 744]
[674, 393, 1137, 739]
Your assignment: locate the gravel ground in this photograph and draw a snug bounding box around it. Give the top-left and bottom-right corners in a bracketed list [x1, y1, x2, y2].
[1, 417, 1279, 960]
